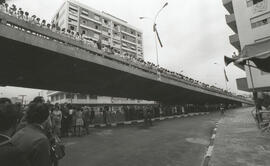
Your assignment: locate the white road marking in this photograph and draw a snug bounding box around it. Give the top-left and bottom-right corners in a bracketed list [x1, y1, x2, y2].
[205, 146, 214, 157]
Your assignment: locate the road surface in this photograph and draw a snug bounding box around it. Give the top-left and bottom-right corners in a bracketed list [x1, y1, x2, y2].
[60, 112, 220, 166]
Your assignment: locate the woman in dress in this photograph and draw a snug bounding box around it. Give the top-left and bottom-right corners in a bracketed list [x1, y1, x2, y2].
[51, 105, 62, 137]
[75, 108, 84, 136]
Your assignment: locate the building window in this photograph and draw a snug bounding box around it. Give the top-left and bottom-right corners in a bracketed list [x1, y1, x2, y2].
[69, 7, 78, 13]
[94, 14, 100, 21]
[60, 93, 64, 100]
[77, 94, 87, 99]
[102, 26, 109, 32]
[69, 4, 78, 9]
[113, 23, 119, 30]
[81, 9, 89, 16]
[51, 96, 55, 102]
[253, 0, 263, 4]
[68, 17, 78, 23]
[69, 25, 75, 30]
[94, 33, 100, 39]
[247, 0, 264, 7]
[55, 95, 59, 101]
[66, 93, 75, 99]
[95, 25, 99, 29]
[89, 95, 97, 99]
[103, 37, 109, 41]
[103, 19, 109, 25]
[251, 17, 269, 28]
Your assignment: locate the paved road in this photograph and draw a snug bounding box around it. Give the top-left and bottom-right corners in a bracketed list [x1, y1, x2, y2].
[60, 112, 220, 166]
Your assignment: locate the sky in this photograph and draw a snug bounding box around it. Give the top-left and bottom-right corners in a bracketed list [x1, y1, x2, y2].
[1, 0, 248, 101]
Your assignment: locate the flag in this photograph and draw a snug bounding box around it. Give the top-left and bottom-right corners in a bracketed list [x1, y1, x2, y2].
[224, 69, 229, 82]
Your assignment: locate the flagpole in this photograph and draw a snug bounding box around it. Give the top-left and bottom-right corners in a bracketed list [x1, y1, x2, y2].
[224, 67, 228, 91]
[214, 62, 228, 91]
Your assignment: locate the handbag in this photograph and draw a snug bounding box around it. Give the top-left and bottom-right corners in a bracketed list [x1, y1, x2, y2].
[51, 135, 65, 160]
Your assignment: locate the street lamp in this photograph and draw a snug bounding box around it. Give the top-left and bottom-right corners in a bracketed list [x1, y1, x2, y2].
[139, 2, 168, 66]
[213, 62, 228, 91]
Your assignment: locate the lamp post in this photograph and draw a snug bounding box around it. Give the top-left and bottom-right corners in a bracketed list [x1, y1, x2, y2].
[139, 2, 168, 67]
[214, 62, 228, 91]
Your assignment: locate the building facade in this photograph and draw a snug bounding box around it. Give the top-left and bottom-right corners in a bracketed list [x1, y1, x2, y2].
[47, 91, 155, 106]
[223, 0, 270, 91]
[51, 0, 144, 59]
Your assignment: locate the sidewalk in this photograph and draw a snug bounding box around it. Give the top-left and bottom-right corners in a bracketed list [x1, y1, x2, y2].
[89, 112, 209, 128]
[209, 107, 270, 166]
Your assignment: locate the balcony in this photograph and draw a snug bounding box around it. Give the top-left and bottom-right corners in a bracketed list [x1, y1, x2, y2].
[80, 15, 102, 25]
[80, 24, 101, 34]
[223, 0, 234, 14]
[102, 23, 111, 29]
[102, 31, 111, 37]
[121, 30, 137, 38]
[225, 14, 238, 33]
[122, 38, 136, 45]
[229, 34, 241, 51]
[112, 44, 121, 49]
[101, 40, 110, 45]
[122, 46, 137, 53]
[112, 35, 121, 40]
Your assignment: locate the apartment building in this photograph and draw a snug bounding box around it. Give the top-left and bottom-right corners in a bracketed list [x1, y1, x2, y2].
[51, 0, 144, 59]
[223, 0, 270, 91]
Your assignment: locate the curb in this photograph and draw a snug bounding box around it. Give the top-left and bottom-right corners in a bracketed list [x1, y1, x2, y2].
[202, 122, 219, 166]
[89, 112, 210, 128]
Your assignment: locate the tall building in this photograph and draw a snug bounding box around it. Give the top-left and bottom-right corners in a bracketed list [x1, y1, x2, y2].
[51, 0, 144, 59]
[223, 0, 270, 91]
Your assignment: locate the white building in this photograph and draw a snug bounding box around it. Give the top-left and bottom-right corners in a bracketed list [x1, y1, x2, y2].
[223, 0, 270, 91]
[47, 91, 155, 106]
[51, 0, 144, 59]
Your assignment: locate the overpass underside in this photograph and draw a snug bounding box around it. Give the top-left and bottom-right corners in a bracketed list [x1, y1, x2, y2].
[0, 13, 252, 105]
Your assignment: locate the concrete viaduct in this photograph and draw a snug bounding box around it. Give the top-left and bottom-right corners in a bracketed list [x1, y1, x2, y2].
[0, 12, 253, 105]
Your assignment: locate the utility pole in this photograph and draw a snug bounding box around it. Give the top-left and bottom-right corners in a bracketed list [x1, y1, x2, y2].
[18, 95, 26, 105]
